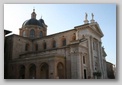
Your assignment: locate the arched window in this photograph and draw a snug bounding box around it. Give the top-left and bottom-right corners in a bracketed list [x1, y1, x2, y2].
[43, 42, 46, 49]
[83, 56, 85, 64]
[40, 31, 43, 38]
[35, 44, 38, 51]
[62, 38, 66, 46]
[23, 31, 26, 37]
[25, 43, 29, 51]
[52, 40, 56, 48]
[30, 29, 35, 38]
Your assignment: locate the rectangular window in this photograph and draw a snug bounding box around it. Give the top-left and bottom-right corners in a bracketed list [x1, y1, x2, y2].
[63, 39, 66, 46]
[83, 56, 85, 64]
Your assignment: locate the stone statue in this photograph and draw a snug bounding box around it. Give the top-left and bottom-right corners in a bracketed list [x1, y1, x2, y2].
[85, 13, 88, 20]
[92, 13, 94, 20]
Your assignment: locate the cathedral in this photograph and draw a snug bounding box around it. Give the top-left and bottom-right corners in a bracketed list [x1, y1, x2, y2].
[4, 9, 107, 79]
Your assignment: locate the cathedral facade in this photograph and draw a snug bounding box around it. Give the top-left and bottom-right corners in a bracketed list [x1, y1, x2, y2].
[4, 9, 107, 79]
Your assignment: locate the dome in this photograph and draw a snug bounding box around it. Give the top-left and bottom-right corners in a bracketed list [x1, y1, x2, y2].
[22, 9, 46, 28]
[22, 18, 43, 27]
[39, 19, 45, 24]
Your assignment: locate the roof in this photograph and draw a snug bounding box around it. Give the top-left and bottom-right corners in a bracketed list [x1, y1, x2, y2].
[22, 18, 45, 28]
[4, 29, 12, 35]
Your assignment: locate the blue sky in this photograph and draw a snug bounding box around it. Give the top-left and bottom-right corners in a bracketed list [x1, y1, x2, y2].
[4, 4, 116, 65]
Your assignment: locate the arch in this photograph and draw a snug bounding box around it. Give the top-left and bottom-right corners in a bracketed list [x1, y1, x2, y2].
[25, 43, 29, 51]
[40, 63, 49, 79]
[62, 38, 66, 46]
[57, 62, 65, 79]
[30, 29, 35, 38]
[40, 31, 43, 38]
[52, 40, 56, 48]
[19, 65, 25, 79]
[29, 64, 36, 79]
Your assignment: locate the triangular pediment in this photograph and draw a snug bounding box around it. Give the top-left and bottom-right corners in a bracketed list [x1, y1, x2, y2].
[89, 23, 104, 37]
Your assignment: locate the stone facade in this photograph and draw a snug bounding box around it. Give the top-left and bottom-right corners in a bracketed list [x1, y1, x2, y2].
[4, 10, 107, 79]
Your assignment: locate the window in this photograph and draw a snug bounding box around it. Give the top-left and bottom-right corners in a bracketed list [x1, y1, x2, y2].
[83, 56, 85, 64]
[30, 29, 35, 38]
[43, 42, 46, 49]
[52, 40, 56, 48]
[25, 43, 29, 51]
[72, 33, 76, 41]
[40, 31, 43, 38]
[62, 38, 66, 46]
[72, 36, 76, 41]
[23, 31, 26, 37]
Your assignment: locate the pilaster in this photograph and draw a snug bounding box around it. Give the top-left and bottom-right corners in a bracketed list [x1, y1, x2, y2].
[70, 44, 81, 79]
[36, 63, 40, 79]
[97, 41, 102, 78]
[49, 59, 55, 79]
[25, 64, 29, 79]
[87, 35, 94, 78]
